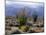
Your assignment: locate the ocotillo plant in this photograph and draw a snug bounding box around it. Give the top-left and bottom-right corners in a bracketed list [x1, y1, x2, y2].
[19, 7, 27, 26]
[16, 7, 27, 29]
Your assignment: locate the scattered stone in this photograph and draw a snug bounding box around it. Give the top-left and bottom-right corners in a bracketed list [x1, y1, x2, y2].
[11, 30, 21, 34]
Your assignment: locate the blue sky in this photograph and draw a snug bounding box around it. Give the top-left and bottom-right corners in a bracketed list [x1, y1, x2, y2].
[5, 0, 44, 16]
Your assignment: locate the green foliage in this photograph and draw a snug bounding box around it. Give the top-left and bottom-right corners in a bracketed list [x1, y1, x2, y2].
[18, 16, 27, 26]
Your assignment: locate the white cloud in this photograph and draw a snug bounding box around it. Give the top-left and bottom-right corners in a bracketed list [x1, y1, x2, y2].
[6, 0, 44, 2]
[6, 1, 43, 6]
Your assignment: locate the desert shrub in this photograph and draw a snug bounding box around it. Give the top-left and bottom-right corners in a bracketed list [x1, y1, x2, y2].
[18, 16, 27, 26]
[20, 26, 29, 32]
[18, 16, 27, 29]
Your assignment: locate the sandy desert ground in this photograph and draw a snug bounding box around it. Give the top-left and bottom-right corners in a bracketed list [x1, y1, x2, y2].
[5, 16, 44, 35]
